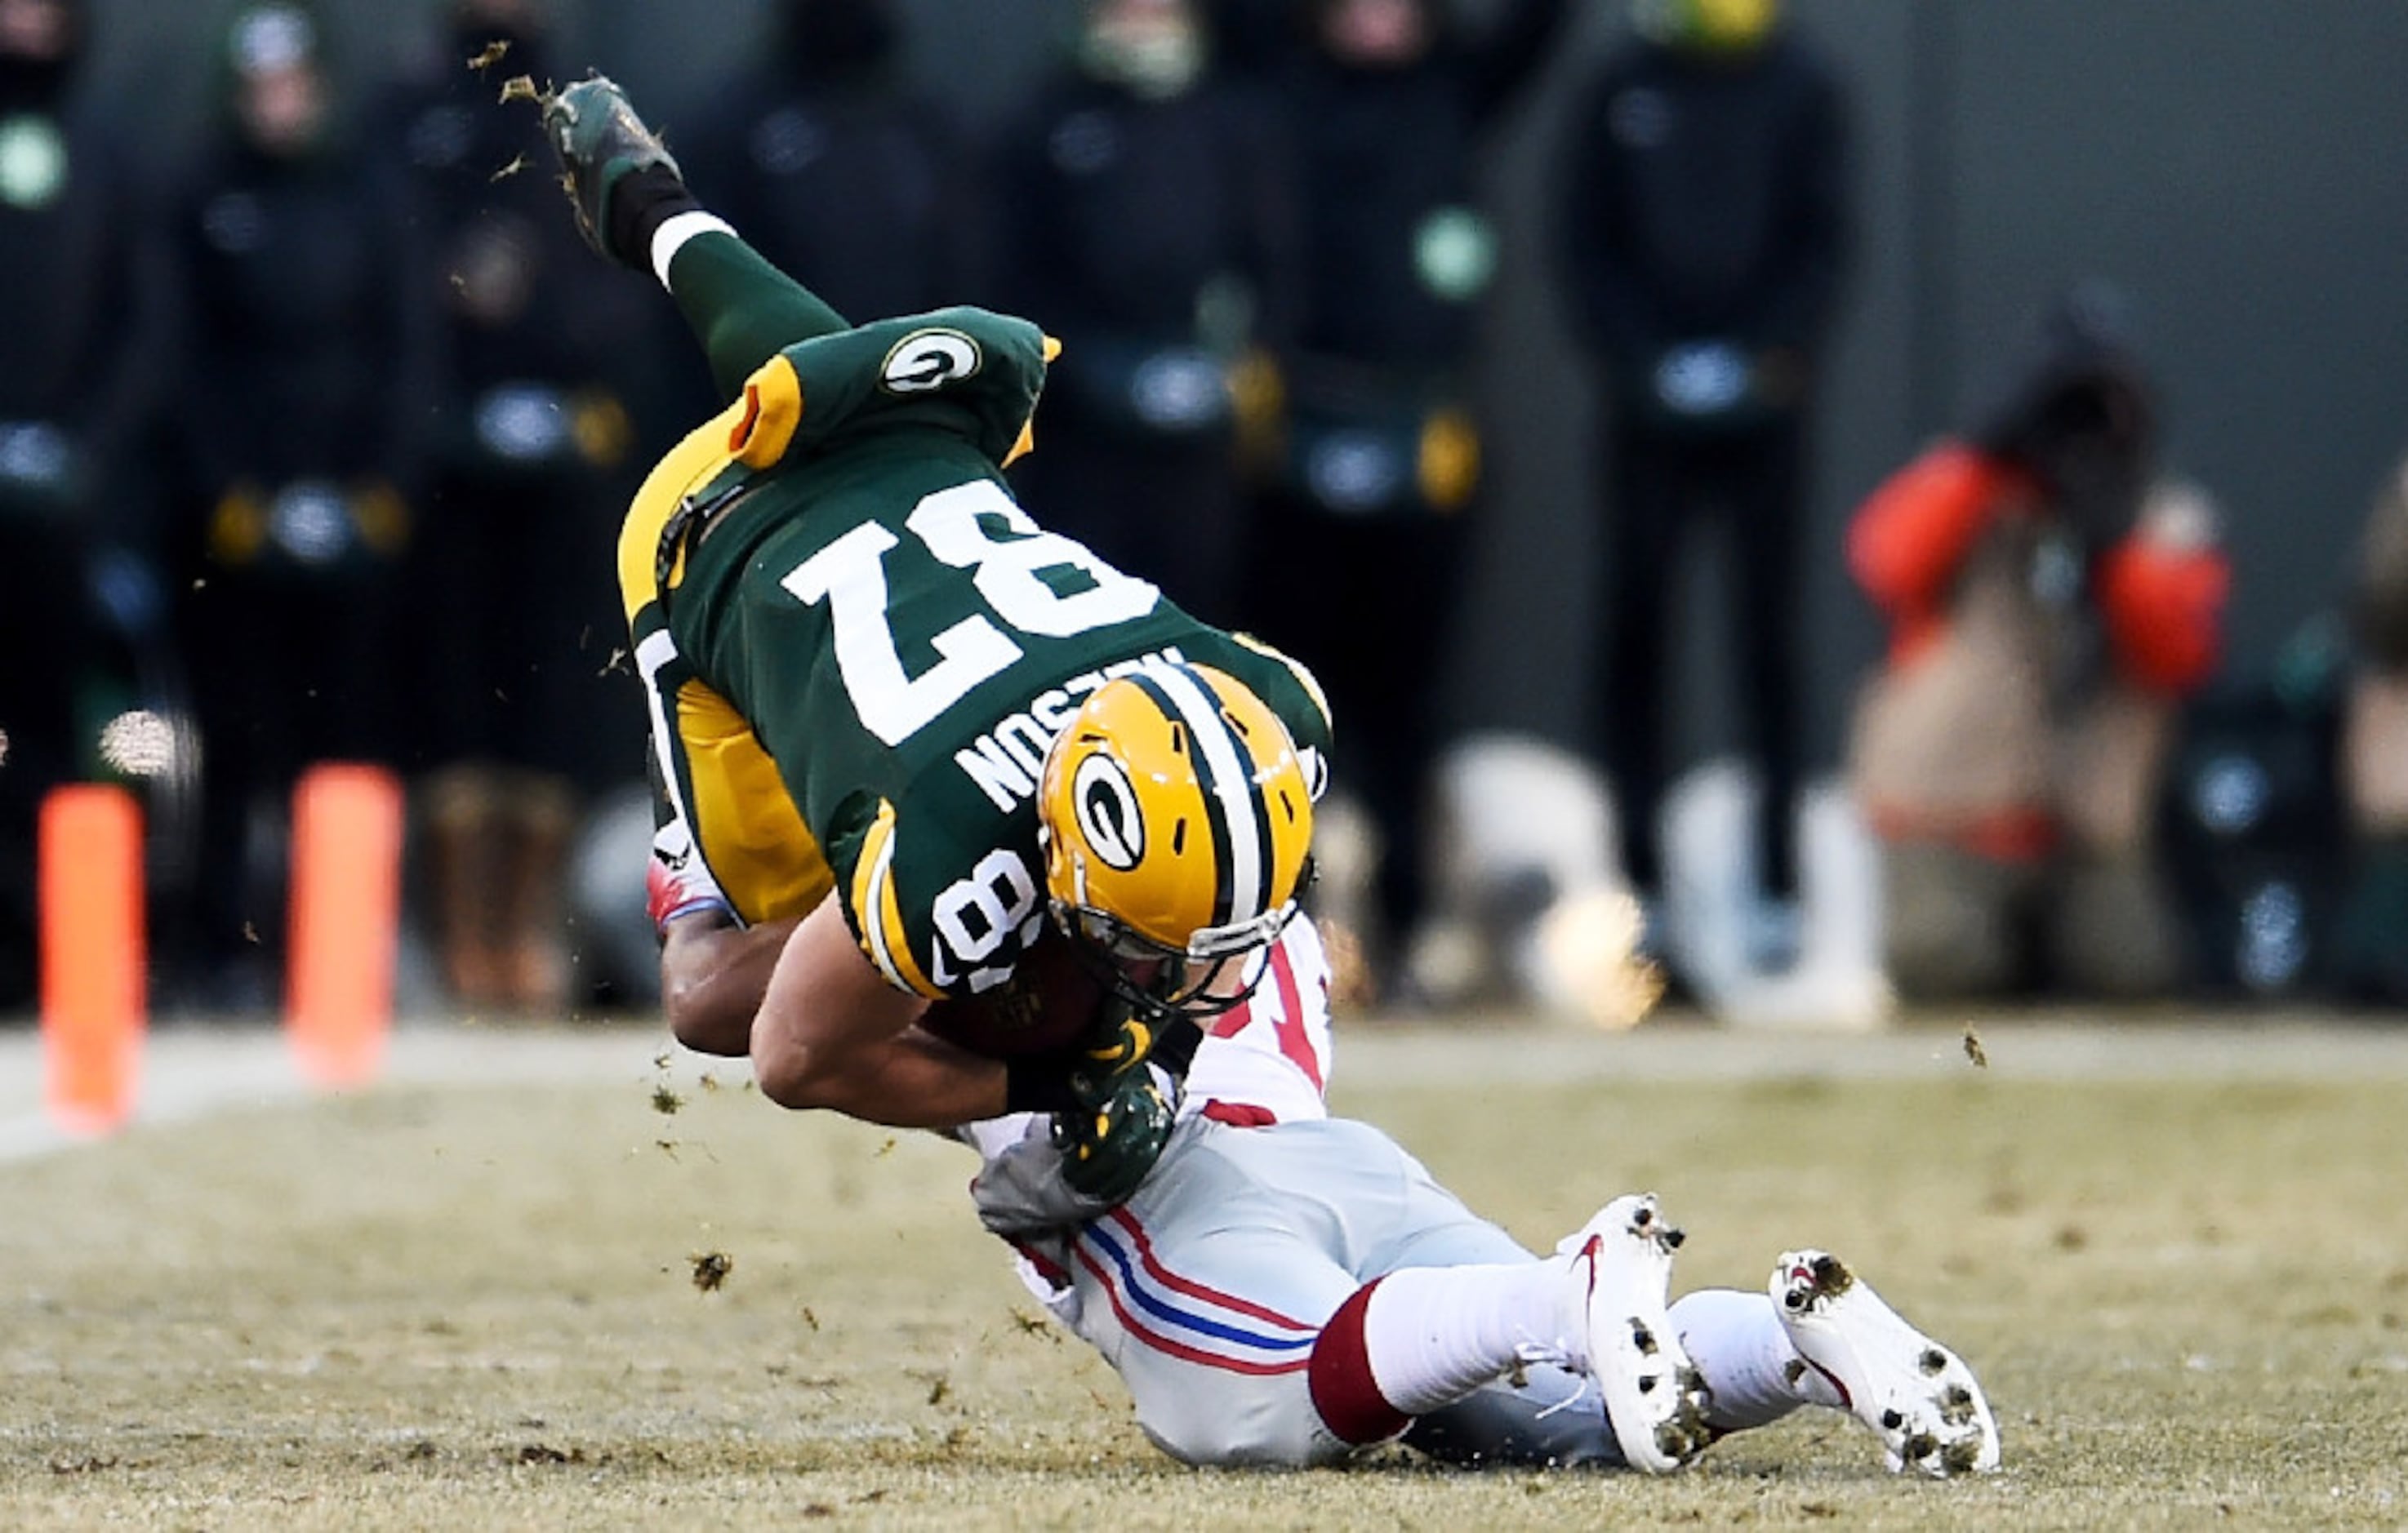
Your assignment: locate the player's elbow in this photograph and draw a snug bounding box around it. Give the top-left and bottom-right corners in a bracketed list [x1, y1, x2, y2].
[661, 984, 731, 1056]
[658, 968, 754, 1059]
[750, 1028, 847, 1111]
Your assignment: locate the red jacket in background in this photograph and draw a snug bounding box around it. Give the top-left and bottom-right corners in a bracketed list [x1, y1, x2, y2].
[1849, 441, 2228, 691]
[1845, 440, 2231, 860]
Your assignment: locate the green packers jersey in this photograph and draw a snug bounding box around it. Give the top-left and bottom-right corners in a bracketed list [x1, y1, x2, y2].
[621, 306, 1331, 999]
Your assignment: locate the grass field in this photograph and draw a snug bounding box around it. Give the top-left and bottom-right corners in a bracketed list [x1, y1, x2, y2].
[5, 1015, 2406, 1530]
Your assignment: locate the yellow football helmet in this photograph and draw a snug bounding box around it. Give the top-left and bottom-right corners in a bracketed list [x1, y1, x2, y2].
[1039, 661, 1315, 1014]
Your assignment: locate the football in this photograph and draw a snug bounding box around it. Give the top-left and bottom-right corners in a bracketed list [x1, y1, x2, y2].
[919, 931, 1111, 1059]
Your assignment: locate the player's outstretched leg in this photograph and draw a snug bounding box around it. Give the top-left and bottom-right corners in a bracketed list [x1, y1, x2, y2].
[1771, 1249, 2001, 1477]
[1560, 1193, 1711, 1473]
[536, 72, 849, 396]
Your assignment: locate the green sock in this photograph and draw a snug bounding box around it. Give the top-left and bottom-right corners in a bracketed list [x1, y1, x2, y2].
[663, 229, 853, 403]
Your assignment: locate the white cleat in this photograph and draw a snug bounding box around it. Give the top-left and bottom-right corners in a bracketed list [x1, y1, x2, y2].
[1560, 1193, 1711, 1473]
[1770, 1250, 2001, 1477]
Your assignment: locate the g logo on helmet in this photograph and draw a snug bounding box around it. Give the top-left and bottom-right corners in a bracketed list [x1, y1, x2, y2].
[1071, 753, 1144, 872]
[881, 328, 981, 394]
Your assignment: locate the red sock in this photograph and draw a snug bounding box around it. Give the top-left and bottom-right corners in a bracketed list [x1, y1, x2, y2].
[1306, 1281, 1413, 1446]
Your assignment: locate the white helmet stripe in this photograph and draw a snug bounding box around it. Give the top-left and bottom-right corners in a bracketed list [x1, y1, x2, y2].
[1146, 663, 1265, 927]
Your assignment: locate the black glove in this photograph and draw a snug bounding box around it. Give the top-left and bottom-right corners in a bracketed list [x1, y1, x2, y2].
[1053, 998, 1199, 1204]
[999, 989, 1201, 1204]
[1050, 1064, 1177, 1206]
[1004, 985, 1205, 1109]
[1062, 1001, 1202, 1101]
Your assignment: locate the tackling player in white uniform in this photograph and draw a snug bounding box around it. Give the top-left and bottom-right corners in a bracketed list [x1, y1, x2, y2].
[960, 915, 1999, 1475]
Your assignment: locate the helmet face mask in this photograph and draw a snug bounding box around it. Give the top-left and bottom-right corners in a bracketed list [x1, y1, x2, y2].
[1038, 661, 1316, 1021]
[1049, 887, 1306, 1021]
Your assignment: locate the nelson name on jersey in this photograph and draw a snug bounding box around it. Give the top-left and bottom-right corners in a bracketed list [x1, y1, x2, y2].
[954, 645, 1191, 813]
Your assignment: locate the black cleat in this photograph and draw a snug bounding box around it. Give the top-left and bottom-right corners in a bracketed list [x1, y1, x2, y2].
[542, 74, 685, 269]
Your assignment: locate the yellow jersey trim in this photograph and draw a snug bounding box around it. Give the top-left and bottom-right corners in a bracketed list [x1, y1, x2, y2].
[848, 798, 941, 998]
[675, 680, 835, 926]
[618, 395, 755, 624]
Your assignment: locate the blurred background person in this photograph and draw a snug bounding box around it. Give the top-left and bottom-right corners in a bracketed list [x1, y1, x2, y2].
[161, 0, 436, 1008]
[1845, 285, 2228, 1004]
[680, 0, 971, 365]
[2329, 455, 2408, 1006]
[1553, 0, 1849, 983]
[383, 0, 652, 1016]
[1233, 0, 1569, 1005]
[989, 0, 1294, 625]
[0, 0, 177, 1014]
[2154, 603, 2348, 1007]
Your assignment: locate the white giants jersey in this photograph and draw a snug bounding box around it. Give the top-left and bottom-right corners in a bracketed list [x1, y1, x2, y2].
[1177, 915, 1335, 1128]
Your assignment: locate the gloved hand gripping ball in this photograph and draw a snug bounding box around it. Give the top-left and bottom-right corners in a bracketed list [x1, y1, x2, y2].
[1050, 1064, 1177, 1206]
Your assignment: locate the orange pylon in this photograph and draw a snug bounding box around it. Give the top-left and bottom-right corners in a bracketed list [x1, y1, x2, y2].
[287, 762, 403, 1089]
[40, 784, 145, 1135]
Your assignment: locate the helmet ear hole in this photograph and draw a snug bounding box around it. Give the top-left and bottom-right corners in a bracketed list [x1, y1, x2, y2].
[1168, 722, 1186, 755]
[1172, 818, 1187, 855]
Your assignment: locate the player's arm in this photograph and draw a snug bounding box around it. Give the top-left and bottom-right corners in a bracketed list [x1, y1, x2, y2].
[657, 912, 797, 1057]
[648, 846, 1017, 1127]
[661, 899, 1039, 1131]
[749, 896, 1014, 1129]
[651, 821, 1026, 1122]
[638, 704, 809, 1055]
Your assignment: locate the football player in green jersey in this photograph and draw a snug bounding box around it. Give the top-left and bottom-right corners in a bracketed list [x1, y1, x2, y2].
[544, 76, 1329, 1196]
[533, 82, 2005, 1484]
